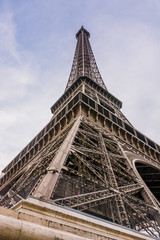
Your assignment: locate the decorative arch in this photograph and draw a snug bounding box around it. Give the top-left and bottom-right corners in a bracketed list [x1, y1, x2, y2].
[125, 151, 160, 206]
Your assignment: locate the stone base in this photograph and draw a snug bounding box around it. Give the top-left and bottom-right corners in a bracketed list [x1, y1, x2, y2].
[0, 197, 156, 240]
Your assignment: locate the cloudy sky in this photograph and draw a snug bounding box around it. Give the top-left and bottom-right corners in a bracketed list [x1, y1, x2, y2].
[0, 0, 160, 173]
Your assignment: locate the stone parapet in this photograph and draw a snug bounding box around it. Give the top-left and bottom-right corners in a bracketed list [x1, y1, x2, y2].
[0, 197, 156, 240]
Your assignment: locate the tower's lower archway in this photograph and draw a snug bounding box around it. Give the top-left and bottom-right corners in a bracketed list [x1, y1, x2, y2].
[135, 161, 160, 203]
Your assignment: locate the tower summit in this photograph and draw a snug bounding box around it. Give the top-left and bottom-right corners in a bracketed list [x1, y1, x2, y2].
[0, 27, 160, 239]
[65, 26, 107, 91]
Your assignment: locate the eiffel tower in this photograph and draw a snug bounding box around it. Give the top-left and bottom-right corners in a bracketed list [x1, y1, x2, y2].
[0, 26, 160, 238]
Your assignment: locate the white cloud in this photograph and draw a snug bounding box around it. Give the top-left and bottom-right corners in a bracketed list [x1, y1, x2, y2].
[93, 18, 160, 144]
[0, 5, 19, 60]
[0, 5, 40, 172]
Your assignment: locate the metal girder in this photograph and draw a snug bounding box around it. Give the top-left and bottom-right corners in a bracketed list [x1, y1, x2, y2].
[53, 183, 143, 208]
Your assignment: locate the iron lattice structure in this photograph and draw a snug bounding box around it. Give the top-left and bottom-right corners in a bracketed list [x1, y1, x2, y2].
[65, 26, 107, 91]
[51, 117, 160, 237]
[0, 27, 160, 238]
[0, 124, 73, 208]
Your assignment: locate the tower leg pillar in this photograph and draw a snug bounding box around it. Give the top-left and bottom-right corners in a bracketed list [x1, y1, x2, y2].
[33, 116, 82, 200]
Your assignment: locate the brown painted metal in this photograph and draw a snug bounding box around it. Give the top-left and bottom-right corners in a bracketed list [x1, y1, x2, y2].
[65, 26, 107, 91]
[0, 27, 160, 238]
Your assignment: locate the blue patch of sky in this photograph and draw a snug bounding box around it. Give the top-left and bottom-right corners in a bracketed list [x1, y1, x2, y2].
[1, 0, 159, 60]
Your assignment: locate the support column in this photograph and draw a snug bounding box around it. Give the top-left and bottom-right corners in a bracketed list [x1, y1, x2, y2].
[33, 116, 82, 200]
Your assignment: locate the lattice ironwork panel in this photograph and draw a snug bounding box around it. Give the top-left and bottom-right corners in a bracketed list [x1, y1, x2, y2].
[65, 26, 107, 91]
[0, 124, 73, 208]
[51, 117, 160, 238]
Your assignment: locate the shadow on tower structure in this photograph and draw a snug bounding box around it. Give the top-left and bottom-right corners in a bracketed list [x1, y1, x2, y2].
[0, 26, 160, 239]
